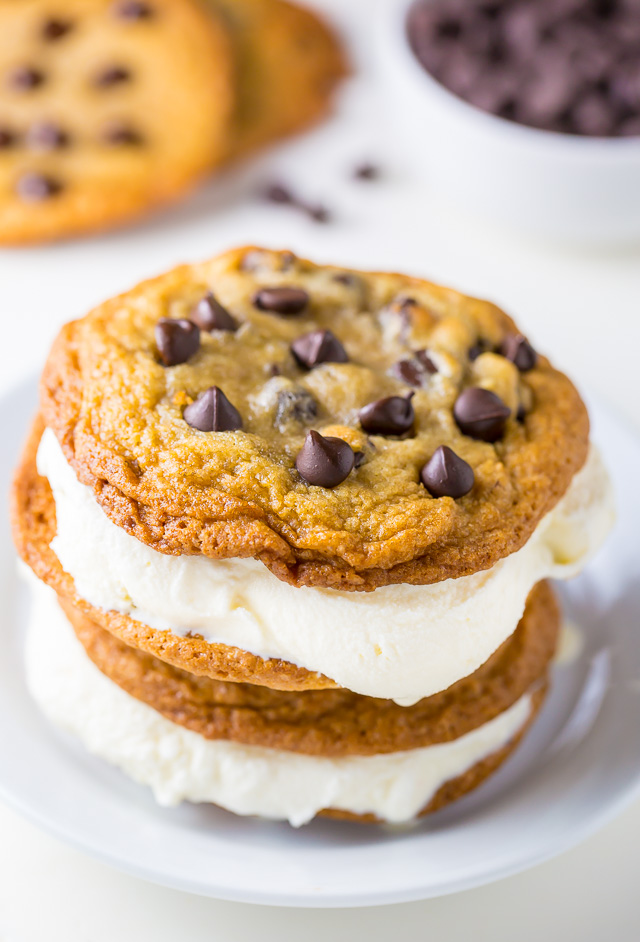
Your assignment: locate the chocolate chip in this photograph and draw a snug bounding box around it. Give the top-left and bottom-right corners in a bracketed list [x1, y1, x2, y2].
[26, 121, 70, 150]
[42, 18, 73, 40]
[155, 318, 200, 366]
[16, 173, 62, 201]
[420, 445, 474, 498]
[517, 403, 527, 422]
[275, 388, 318, 427]
[190, 293, 238, 332]
[501, 333, 537, 371]
[392, 350, 437, 387]
[102, 120, 143, 145]
[353, 162, 380, 180]
[454, 387, 511, 442]
[183, 386, 242, 432]
[8, 66, 45, 91]
[262, 183, 294, 204]
[333, 273, 357, 285]
[360, 392, 415, 436]
[353, 449, 366, 468]
[307, 203, 331, 223]
[0, 127, 17, 149]
[113, 1, 154, 18]
[253, 286, 309, 315]
[94, 66, 132, 87]
[295, 430, 355, 487]
[468, 340, 491, 361]
[291, 329, 348, 369]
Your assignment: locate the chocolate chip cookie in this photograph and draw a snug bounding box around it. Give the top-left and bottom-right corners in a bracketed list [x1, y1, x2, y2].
[0, 0, 233, 243]
[39, 246, 589, 590]
[210, 0, 347, 161]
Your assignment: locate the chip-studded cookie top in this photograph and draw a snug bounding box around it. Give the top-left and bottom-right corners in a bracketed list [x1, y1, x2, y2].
[41, 246, 589, 589]
[0, 0, 232, 244]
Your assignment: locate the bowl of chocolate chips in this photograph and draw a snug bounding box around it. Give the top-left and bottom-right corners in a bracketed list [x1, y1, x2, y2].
[377, 0, 640, 243]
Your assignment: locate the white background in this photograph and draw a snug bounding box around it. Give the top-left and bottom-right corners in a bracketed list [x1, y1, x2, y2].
[1, 0, 640, 938]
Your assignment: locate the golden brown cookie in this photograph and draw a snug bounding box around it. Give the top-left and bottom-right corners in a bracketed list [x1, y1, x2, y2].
[209, 0, 347, 161]
[323, 684, 546, 823]
[40, 246, 589, 589]
[0, 0, 233, 244]
[59, 580, 558, 756]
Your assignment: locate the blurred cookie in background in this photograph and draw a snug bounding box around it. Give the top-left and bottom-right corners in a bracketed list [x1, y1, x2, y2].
[0, 0, 234, 244]
[211, 0, 348, 161]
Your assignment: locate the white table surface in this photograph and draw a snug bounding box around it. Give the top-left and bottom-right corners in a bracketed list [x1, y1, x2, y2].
[1, 1, 639, 938]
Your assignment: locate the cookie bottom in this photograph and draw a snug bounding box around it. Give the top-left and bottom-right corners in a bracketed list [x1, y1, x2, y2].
[25, 579, 546, 826]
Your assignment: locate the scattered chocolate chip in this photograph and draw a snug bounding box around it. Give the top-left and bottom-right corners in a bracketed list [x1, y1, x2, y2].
[102, 120, 143, 145]
[360, 392, 415, 436]
[253, 286, 309, 315]
[190, 292, 238, 332]
[262, 183, 294, 204]
[295, 430, 355, 487]
[353, 162, 380, 180]
[353, 449, 366, 468]
[517, 403, 527, 422]
[94, 66, 132, 88]
[113, 1, 155, 18]
[392, 350, 437, 387]
[420, 445, 475, 498]
[454, 387, 511, 442]
[42, 18, 74, 40]
[0, 127, 17, 149]
[183, 386, 242, 432]
[501, 333, 537, 371]
[333, 272, 356, 285]
[155, 318, 200, 366]
[8, 66, 45, 91]
[16, 173, 62, 201]
[291, 329, 348, 369]
[261, 181, 331, 223]
[275, 388, 318, 426]
[26, 121, 70, 150]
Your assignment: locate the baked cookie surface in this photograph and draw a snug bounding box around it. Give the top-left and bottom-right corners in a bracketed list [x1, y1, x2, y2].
[60, 580, 558, 756]
[40, 246, 589, 588]
[209, 0, 347, 160]
[0, 0, 232, 243]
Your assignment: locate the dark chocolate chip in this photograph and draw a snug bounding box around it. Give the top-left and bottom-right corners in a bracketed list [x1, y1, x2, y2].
[8, 66, 45, 91]
[190, 292, 238, 332]
[333, 272, 357, 285]
[501, 333, 537, 371]
[421, 445, 475, 498]
[183, 386, 242, 432]
[253, 286, 309, 315]
[353, 449, 366, 468]
[275, 388, 318, 426]
[454, 387, 511, 442]
[102, 120, 143, 145]
[113, 1, 155, 19]
[392, 350, 437, 387]
[517, 403, 527, 422]
[262, 183, 294, 204]
[42, 18, 74, 40]
[155, 318, 200, 366]
[295, 430, 354, 487]
[0, 127, 17, 149]
[26, 121, 70, 150]
[16, 173, 62, 201]
[291, 329, 348, 369]
[353, 162, 380, 180]
[359, 392, 415, 436]
[307, 203, 331, 223]
[94, 66, 132, 87]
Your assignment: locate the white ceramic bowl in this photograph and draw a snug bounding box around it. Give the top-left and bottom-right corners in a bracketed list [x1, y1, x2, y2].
[376, 0, 640, 244]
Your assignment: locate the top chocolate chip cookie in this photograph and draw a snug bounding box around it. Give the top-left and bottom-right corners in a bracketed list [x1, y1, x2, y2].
[41, 246, 589, 589]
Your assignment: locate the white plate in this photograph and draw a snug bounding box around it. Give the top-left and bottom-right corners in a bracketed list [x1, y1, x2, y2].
[1, 377, 639, 908]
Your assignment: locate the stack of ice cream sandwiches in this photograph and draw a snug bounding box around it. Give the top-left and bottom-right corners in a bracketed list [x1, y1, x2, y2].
[12, 246, 614, 826]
